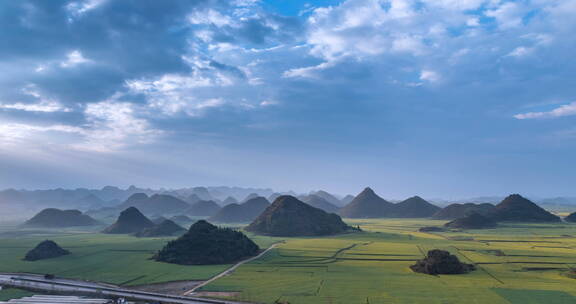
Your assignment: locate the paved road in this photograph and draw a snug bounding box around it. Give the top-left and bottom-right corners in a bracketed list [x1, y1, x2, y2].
[0, 273, 245, 304]
[183, 242, 283, 296]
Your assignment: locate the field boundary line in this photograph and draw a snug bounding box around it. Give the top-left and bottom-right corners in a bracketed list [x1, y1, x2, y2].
[183, 241, 284, 295]
[452, 246, 504, 285]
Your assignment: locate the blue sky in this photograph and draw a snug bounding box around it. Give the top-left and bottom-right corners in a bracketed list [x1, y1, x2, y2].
[0, 0, 575, 198]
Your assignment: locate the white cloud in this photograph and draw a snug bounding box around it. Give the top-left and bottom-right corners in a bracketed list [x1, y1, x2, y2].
[0, 85, 72, 112]
[66, 0, 107, 21]
[419, 69, 441, 83]
[188, 9, 232, 27]
[507, 46, 532, 57]
[0, 123, 83, 144]
[260, 100, 278, 107]
[391, 35, 425, 55]
[421, 0, 486, 11]
[283, 61, 336, 78]
[514, 101, 576, 119]
[0, 101, 71, 113]
[60, 50, 91, 68]
[485, 2, 525, 29]
[76, 101, 161, 152]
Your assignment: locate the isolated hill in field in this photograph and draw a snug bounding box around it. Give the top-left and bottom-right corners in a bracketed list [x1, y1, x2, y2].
[432, 203, 495, 220]
[210, 197, 270, 223]
[391, 196, 440, 218]
[154, 220, 259, 265]
[25, 208, 99, 227]
[24, 240, 70, 261]
[247, 195, 351, 236]
[565, 212, 576, 222]
[339, 188, 393, 218]
[410, 249, 475, 275]
[301, 194, 340, 213]
[135, 219, 186, 237]
[222, 196, 239, 206]
[493, 194, 560, 222]
[120, 194, 190, 215]
[187, 200, 221, 216]
[103, 207, 155, 234]
[312, 190, 343, 206]
[444, 213, 497, 229]
[340, 195, 355, 206]
[170, 215, 193, 225]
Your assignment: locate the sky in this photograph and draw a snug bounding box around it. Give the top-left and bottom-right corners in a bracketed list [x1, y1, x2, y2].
[0, 0, 575, 199]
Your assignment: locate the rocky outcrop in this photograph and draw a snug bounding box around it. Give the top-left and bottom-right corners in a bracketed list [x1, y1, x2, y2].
[24, 240, 70, 261]
[410, 250, 475, 275]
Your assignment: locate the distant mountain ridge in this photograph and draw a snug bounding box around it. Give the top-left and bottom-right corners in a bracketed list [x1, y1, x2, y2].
[210, 197, 269, 223]
[339, 188, 440, 218]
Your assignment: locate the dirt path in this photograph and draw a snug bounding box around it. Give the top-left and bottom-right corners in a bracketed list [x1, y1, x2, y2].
[183, 242, 283, 296]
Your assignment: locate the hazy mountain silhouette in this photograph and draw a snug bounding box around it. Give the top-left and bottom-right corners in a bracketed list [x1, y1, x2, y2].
[222, 196, 239, 206]
[210, 197, 269, 223]
[103, 207, 155, 234]
[25, 208, 99, 227]
[186, 200, 221, 216]
[300, 194, 340, 213]
[432, 203, 495, 220]
[444, 213, 497, 229]
[119, 194, 190, 216]
[135, 219, 186, 237]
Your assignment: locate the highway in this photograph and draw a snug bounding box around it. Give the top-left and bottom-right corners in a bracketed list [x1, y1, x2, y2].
[0, 273, 246, 304]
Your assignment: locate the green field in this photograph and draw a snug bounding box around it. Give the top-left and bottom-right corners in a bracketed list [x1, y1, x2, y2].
[203, 219, 576, 304]
[1, 220, 576, 303]
[0, 225, 276, 286]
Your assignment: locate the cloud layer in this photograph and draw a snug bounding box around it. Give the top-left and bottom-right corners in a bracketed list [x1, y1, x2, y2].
[0, 0, 575, 196]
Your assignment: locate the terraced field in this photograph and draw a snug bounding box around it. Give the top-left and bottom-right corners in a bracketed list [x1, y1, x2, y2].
[203, 219, 576, 304]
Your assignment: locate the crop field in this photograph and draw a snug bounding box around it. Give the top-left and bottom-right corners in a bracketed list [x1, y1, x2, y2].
[0, 225, 277, 287]
[203, 219, 576, 304]
[2, 220, 576, 303]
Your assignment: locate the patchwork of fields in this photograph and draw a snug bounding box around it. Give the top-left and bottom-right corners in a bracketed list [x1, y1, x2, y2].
[204, 219, 576, 304]
[1, 220, 576, 303]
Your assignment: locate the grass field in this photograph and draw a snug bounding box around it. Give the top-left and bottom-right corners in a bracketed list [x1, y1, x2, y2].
[0, 225, 277, 287]
[1, 220, 576, 303]
[202, 219, 576, 304]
